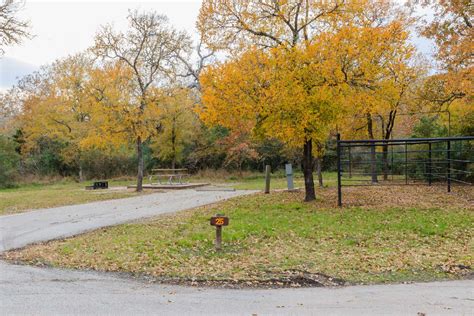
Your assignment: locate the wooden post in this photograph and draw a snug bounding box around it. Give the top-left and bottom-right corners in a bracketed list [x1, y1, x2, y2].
[210, 215, 229, 252]
[264, 165, 271, 194]
[215, 226, 222, 251]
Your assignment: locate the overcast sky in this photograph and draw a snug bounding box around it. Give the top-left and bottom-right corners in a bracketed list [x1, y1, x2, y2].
[0, 0, 434, 91]
[0, 0, 201, 91]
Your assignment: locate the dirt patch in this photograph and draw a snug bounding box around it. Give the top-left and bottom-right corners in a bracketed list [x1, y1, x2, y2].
[314, 185, 473, 209]
[151, 271, 347, 288]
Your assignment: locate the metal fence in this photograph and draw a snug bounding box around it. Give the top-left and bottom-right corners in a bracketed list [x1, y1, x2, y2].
[336, 135, 474, 206]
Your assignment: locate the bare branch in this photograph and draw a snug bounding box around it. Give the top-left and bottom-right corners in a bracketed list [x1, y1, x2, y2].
[0, 0, 32, 56]
[92, 10, 191, 101]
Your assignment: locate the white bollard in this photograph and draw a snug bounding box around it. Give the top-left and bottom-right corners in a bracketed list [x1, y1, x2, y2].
[285, 163, 294, 190]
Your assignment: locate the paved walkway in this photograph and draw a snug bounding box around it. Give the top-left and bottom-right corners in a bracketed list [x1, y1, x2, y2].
[0, 190, 472, 315]
[0, 189, 256, 252]
[1, 262, 472, 315]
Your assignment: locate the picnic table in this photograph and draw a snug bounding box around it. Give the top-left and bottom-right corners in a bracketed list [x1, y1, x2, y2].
[148, 168, 189, 185]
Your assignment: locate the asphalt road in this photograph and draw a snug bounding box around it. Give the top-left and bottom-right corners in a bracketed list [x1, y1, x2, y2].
[1, 261, 472, 315]
[0, 189, 473, 315]
[0, 189, 256, 252]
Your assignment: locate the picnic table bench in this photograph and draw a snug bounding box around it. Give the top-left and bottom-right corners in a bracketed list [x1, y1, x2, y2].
[149, 168, 189, 185]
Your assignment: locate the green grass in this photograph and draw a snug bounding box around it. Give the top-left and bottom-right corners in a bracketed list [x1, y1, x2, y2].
[201, 171, 338, 190]
[6, 187, 473, 286]
[0, 179, 144, 215]
[224, 171, 382, 190]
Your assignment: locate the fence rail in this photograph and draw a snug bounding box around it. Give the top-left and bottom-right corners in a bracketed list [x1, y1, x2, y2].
[336, 135, 474, 206]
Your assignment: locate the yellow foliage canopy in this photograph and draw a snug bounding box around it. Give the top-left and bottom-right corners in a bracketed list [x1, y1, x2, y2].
[200, 19, 419, 148]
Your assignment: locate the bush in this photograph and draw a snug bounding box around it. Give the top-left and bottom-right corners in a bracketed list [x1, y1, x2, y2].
[0, 135, 20, 188]
[411, 116, 448, 138]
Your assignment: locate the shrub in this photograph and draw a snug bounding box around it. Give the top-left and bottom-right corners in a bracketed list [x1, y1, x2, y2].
[0, 135, 20, 188]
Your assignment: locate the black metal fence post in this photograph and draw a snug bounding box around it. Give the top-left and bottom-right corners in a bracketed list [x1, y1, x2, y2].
[405, 142, 408, 184]
[348, 146, 352, 178]
[391, 144, 394, 181]
[428, 142, 432, 186]
[337, 133, 342, 207]
[447, 140, 451, 192]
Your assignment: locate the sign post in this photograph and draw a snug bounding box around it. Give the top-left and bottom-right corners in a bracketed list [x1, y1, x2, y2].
[210, 214, 229, 251]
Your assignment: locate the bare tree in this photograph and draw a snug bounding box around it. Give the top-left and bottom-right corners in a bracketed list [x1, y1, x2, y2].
[176, 40, 215, 91]
[92, 10, 191, 191]
[0, 0, 31, 56]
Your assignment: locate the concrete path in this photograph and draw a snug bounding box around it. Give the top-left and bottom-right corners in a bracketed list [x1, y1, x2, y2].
[0, 189, 256, 252]
[1, 261, 472, 315]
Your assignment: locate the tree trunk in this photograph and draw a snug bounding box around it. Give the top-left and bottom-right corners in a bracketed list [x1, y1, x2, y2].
[367, 113, 378, 183]
[302, 139, 316, 201]
[78, 164, 84, 182]
[316, 157, 323, 187]
[379, 115, 388, 181]
[171, 117, 177, 169]
[136, 97, 146, 192]
[382, 110, 397, 181]
[136, 136, 144, 192]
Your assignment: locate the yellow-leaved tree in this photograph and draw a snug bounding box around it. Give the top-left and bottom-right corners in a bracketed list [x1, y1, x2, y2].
[200, 44, 347, 201]
[198, 0, 421, 200]
[198, 0, 355, 200]
[18, 54, 96, 181]
[91, 10, 191, 191]
[414, 0, 473, 135]
[332, 16, 422, 182]
[151, 87, 199, 169]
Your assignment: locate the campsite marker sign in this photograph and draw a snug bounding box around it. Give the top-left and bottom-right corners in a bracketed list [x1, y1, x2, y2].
[210, 214, 229, 251]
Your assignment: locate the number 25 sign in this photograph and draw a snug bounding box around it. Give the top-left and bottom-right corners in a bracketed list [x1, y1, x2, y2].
[210, 216, 229, 226]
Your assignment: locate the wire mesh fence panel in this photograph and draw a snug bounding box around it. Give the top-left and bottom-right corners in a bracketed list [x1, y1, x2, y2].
[336, 136, 474, 206]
